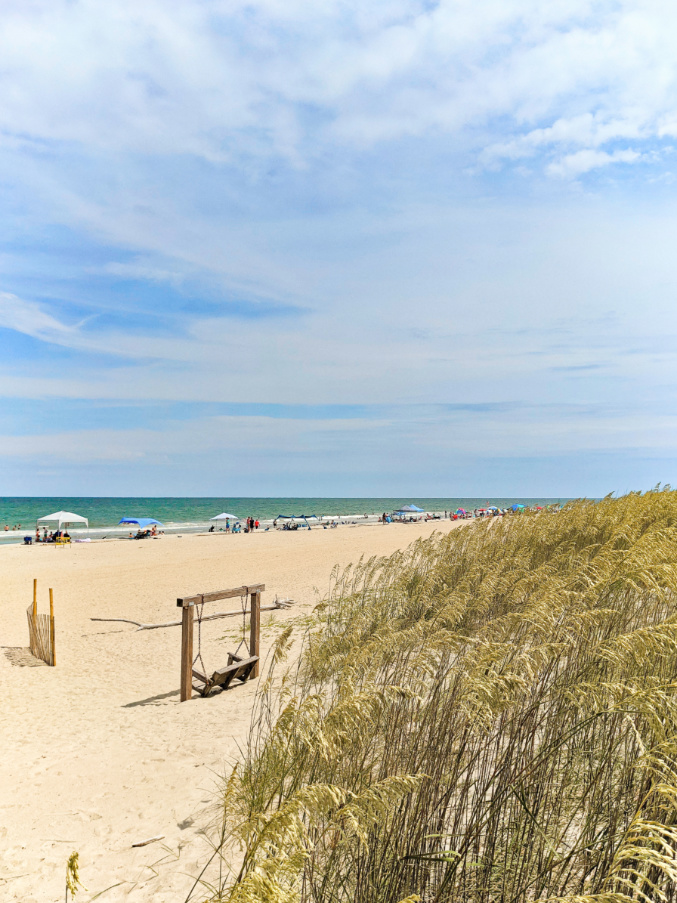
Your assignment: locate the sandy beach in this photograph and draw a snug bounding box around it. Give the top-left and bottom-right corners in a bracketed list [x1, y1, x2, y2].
[0, 519, 464, 902]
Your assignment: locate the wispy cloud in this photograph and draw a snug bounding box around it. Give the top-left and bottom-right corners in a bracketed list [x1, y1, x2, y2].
[2, 2, 677, 176]
[2, 2, 677, 493]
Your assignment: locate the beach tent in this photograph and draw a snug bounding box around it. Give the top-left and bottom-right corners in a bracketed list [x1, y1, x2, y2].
[210, 513, 240, 521]
[455, 508, 466, 515]
[398, 504, 425, 513]
[118, 517, 163, 528]
[510, 504, 525, 512]
[37, 510, 89, 530]
[276, 514, 318, 528]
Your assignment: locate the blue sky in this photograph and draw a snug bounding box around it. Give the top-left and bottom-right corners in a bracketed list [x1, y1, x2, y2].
[1, 0, 677, 496]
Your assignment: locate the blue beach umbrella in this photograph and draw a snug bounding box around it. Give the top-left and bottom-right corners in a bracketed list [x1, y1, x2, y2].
[119, 517, 164, 528]
[510, 504, 525, 512]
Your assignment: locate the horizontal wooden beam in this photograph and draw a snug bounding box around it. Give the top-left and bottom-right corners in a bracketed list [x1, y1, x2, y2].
[92, 601, 284, 631]
[177, 584, 265, 607]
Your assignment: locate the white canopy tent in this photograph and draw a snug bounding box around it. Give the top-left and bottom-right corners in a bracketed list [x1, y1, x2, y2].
[37, 510, 89, 530]
[210, 513, 240, 521]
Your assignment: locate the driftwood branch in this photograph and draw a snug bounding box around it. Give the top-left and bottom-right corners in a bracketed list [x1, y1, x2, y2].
[91, 599, 294, 631]
[132, 835, 165, 847]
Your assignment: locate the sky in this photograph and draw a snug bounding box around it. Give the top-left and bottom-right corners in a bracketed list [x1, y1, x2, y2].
[1, 0, 677, 497]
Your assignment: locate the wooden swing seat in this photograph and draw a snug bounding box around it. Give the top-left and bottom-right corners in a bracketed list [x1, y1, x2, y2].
[192, 652, 259, 697]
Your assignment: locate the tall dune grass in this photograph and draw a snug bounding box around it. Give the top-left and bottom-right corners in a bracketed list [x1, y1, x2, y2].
[203, 491, 677, 903]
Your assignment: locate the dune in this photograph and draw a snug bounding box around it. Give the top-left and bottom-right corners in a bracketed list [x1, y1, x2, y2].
[0, 519, 463, 902]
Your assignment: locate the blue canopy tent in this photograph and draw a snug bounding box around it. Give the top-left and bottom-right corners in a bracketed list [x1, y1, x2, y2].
[119, 517, 164, 529]
[510, 504, 525, 512]
[393, 505, 426, 518]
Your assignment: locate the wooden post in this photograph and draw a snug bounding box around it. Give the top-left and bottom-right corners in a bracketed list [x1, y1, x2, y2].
[180, 603, 194, 701]
[49, 587, 56, 667]
[32, 578, 37, 624]
[250, 588, 260, 679]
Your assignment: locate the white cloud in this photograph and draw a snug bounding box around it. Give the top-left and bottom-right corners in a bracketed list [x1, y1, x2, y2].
[0, 291, 75, 340]
[0, 1, 676, 175]
[547, 147, 642, 178]
[3, 2, 677, 493]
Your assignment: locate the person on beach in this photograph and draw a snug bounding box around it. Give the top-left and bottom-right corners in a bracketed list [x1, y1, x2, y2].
[255, 519, 259, 530]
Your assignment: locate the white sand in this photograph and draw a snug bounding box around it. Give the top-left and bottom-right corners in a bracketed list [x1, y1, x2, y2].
[0, 520, 463, 902]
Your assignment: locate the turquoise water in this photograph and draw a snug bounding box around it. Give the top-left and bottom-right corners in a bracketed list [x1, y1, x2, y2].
[0, 496, 568, 542]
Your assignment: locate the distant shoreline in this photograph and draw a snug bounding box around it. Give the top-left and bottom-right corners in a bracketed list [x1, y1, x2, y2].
[0, 496, 568, 543]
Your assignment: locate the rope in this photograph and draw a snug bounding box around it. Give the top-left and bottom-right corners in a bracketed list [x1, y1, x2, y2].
[192, 595, 209, 677]
[234, 590, 250, 658]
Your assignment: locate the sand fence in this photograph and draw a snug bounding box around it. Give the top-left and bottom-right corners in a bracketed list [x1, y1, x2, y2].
[26, 578, 55, 666]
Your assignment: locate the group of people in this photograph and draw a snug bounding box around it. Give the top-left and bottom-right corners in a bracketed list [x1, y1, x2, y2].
[30, 527, 70, 543]
[129, 524, 160, 539]
[208, 516, 259, 534]
[4, 524, 22, 531]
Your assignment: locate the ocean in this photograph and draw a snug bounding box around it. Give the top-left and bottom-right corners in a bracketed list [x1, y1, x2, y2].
[0, 496, 568, 543]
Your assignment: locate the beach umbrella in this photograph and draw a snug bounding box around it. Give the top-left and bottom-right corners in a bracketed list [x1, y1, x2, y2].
[118, 517, 163, 528]
[455, 508, 466, 515]
[37, 510, 89, 530]
[510, 504, 525, 511]
[210, 513, 240, 521]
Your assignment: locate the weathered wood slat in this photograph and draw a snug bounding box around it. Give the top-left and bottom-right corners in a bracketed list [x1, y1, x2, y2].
[180, 605, 194, 702]
[26, 605, 54, 666]
[177, 584, 265, 607]
[203, 656, 259, 695]
[250, 590, 261, 679]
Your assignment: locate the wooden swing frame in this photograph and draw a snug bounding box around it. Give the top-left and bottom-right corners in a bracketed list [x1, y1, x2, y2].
[177, 584, 263, 701]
